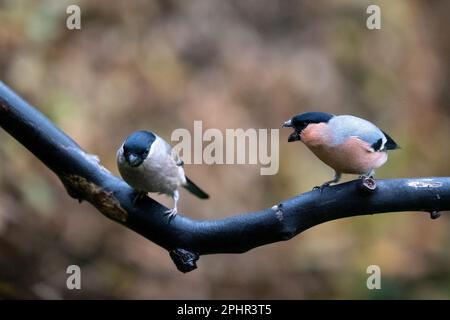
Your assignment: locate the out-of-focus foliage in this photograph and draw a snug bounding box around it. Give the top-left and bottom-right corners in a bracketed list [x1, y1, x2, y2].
[0, 0, 449, 299]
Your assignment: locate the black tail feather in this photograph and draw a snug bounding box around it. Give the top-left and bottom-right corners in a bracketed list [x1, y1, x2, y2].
[382, 130, 400, 150]
[183, 177, 209, 199]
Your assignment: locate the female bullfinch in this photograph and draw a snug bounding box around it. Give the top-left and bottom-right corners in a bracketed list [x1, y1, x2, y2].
[117, 130, 209, 219]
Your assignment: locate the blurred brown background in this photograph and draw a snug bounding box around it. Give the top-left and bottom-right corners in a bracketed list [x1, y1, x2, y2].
[0, 0, 449, 299]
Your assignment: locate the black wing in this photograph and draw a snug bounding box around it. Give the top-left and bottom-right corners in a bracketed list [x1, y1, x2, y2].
[382, 130, 400, 150]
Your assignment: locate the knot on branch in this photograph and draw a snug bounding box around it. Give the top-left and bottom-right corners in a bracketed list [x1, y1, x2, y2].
[169, 248, 199, 273]
[430, 211, 441, 220]
[357, 177, 377, 194]
[271, 203, 297, 240]
[271, 203, 284, 222]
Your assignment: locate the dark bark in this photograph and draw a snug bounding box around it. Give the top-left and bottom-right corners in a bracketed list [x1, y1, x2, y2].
[0, 81, 448, 273]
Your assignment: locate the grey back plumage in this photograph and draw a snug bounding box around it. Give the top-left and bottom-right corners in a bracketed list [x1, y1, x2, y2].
[328, 115, 387, 150]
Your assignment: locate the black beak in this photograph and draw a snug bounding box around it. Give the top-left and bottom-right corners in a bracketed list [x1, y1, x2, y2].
[126, 154, 143, 167]
[283, 119, 301, 142]
[288, 131, 301, 142]
[282, 119, 293, 128]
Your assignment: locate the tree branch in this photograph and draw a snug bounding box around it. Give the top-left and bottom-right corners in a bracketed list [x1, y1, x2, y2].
[0, 81, 449, 273]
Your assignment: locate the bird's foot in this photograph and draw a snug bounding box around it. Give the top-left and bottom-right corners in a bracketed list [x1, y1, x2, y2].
[164, 208, 178, 221]
[132, 191, 147, 204]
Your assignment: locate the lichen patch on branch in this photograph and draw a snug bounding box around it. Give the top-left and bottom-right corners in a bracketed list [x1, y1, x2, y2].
[408, 180, 443, 188]
[61, 174, 128, 223]
[271, 204, 284, 221]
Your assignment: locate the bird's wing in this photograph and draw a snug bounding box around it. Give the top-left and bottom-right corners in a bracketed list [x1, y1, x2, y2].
[156, 136, 208, 198]
[172, 151, 184, 166]
[157, 135, 184, 166]
[330, 115, 387, 151]
[116, 143, 124, 158]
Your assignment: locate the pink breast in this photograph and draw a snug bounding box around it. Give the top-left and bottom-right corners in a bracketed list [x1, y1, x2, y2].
[303, 131, 388, 174]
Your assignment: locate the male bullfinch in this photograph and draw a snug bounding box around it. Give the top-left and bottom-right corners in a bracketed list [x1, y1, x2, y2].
[117, 130, 209, 219]
[283, 112, 399, 187]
